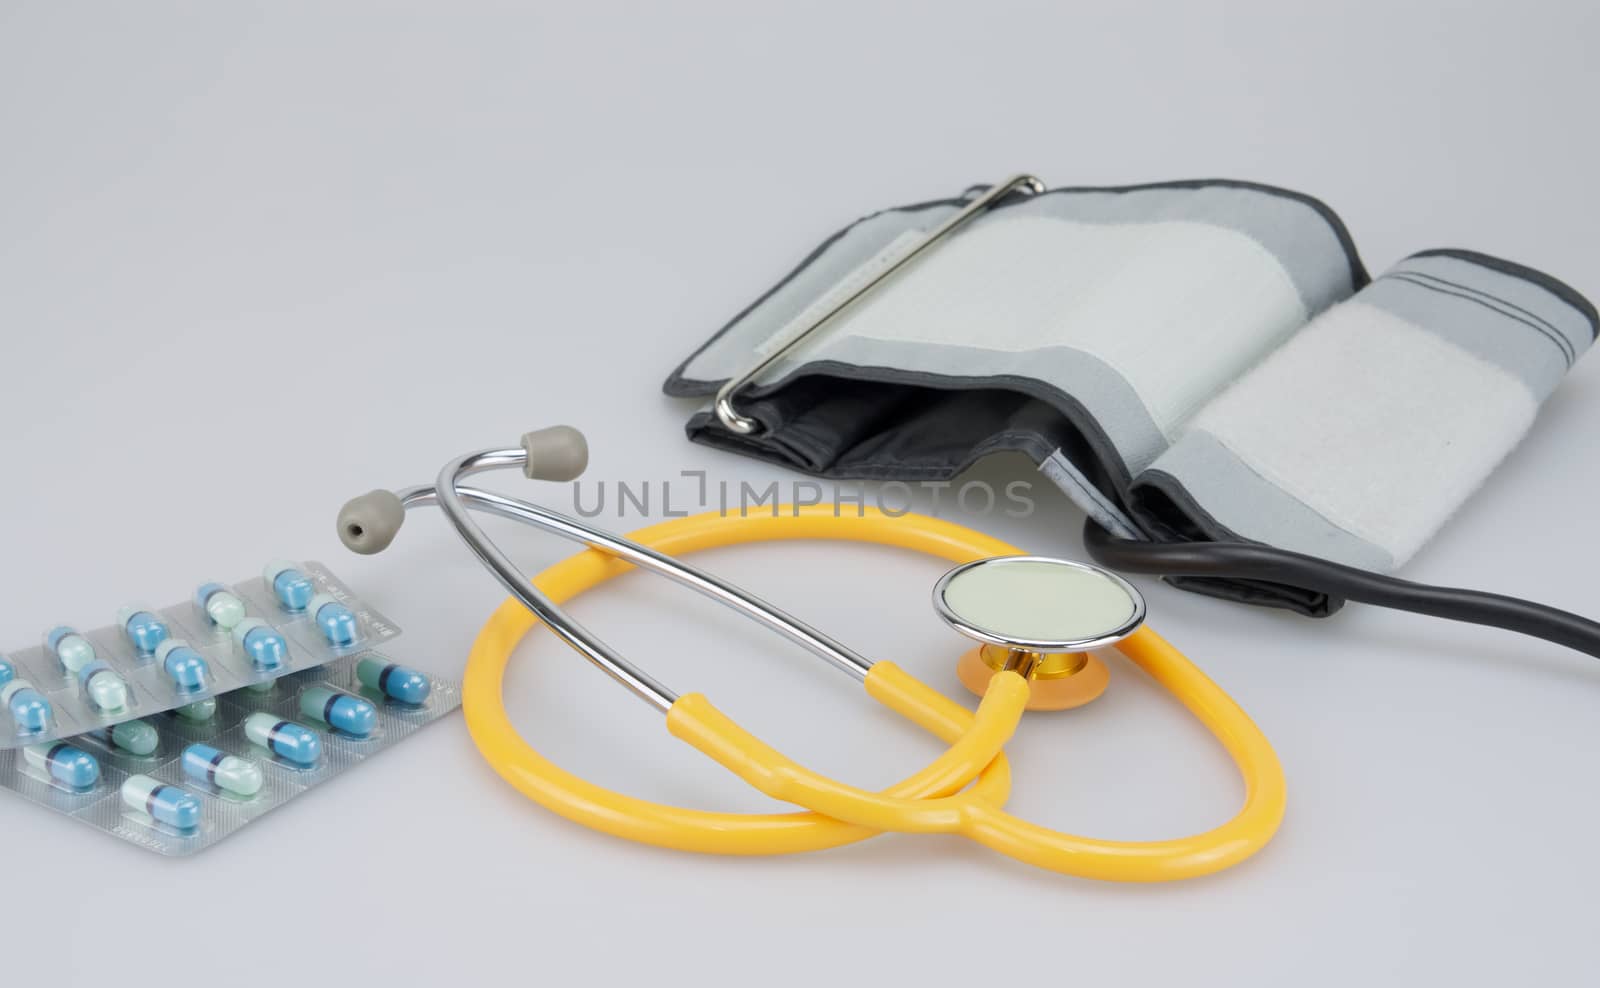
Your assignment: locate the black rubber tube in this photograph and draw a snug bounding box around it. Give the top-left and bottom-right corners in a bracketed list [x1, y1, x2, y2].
[1082, 521, 1600, 660]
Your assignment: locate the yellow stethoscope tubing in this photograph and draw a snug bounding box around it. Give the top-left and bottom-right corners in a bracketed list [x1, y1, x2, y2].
[464, 506, 1286, 879]
[463, 508, 1028, 856]
[671, 624, 1284, 880]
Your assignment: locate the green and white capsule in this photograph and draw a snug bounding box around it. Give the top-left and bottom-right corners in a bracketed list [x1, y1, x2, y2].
[195, 582, 247, 630]
[182, 744, 263, 797]
[50, 625, 129, 712]
[172, 697, 218, 722]
[46, 626, 97, 674]
[93, 719, 160, 757]
[77, 661, 130, 713]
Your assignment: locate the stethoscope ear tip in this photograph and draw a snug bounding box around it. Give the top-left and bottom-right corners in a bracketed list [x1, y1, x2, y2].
[521, 426, 588, 482]
[337, 490, 406, 555]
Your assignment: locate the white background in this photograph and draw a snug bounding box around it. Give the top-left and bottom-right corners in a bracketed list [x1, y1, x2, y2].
[2, 2, 1596, 984]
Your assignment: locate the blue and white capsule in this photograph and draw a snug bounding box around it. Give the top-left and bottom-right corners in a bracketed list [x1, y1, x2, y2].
[232, 618, 288, 669]
[173, 697, 218, 723]
[23, 742, 100, 790]
[182, 743, 263, 797]
[116, 606, 171, 654]
[94, 719, 160, 757]
[76, 661, 130, 713]
[195, 582, 247, 630]
[0, 657, 13, 689]
[244, 712, 321, 766]
[356, 656, 430, 705]
[307, 594, 360, 647]
[122, 774, 201, 831]
[47, 626, 98, 675]
[263, 561, 315, 612]
[300, 686, 376, 738]
[153, 639, 210, 692]
[3, 681, 52, 734]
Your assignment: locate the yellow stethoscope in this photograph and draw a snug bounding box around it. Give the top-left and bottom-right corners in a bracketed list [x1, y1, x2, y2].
[337, 426, 1284, 881]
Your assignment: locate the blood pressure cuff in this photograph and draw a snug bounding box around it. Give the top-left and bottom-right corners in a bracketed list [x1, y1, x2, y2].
[663, 180, 1598, 615]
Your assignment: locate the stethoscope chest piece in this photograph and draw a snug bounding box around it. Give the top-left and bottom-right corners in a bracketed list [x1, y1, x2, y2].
[934, 555, 1147, 711]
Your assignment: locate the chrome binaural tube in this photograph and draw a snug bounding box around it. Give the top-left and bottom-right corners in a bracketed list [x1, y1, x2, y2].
[385, 447, 877, 713]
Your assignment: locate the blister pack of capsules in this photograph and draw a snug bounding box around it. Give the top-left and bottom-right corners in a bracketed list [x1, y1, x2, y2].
[0, 652, 460, 855]
[0, 561, 398, 748]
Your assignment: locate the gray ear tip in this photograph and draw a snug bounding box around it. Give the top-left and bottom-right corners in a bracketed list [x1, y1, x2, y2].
[337, 490, 406, 554]
[522, 425, 589, 482]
